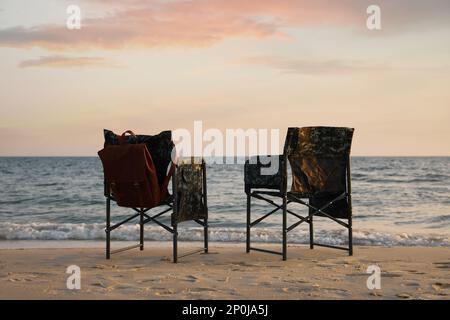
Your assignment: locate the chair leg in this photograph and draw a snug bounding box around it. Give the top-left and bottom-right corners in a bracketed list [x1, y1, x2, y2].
[139, 209, 144, 251]
[309, 212, 314, 250]
[173, 223, 178, 263]
[348, 216, 353, 256]
[246, 194, 251, 253]
[204, 217, 208, 254]
[282, 195, 287, 261]
[106, 197, 111, 260]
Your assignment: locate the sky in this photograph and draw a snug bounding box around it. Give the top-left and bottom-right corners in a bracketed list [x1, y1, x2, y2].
[0, 0, 449, 156]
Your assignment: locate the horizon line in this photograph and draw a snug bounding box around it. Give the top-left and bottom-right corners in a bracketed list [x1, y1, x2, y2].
[0, 155, 449, 158]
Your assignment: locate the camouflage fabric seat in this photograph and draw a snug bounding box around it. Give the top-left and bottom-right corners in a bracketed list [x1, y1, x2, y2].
[100, 130, 208, 263]
[173, 158, 208, 225]
[244, 127, 354, 260]
[171, 158, 208, 262]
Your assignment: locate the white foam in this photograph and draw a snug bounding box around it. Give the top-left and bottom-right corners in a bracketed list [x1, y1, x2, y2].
[0, 222, 448, 247]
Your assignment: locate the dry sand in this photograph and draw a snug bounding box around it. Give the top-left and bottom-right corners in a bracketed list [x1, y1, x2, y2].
[0, 243, 448, 300]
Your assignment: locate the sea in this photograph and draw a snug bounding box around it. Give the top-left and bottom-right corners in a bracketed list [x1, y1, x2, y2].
[0, 157, 449, 248]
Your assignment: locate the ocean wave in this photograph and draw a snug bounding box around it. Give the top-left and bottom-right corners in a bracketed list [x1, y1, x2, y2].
[34, 182, 59, 187]
[0, 222, 448, 247]
[0, 198, 37, 205]
[364, 177, 447, 184]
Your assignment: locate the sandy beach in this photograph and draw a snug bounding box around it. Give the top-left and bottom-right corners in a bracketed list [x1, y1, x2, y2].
[0, 243, 448, 300]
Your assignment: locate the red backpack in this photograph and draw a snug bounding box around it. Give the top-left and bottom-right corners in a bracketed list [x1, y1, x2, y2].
[98, 131, 163, 208]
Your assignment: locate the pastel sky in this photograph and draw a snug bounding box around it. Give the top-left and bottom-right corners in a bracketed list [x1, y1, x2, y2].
[0, 0, 449, 156]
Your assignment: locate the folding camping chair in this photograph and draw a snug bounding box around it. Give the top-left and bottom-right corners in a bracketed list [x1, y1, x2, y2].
[99, 130, 208, 263]
[172, 157, 209, 263]
[245, 126, 354, 260]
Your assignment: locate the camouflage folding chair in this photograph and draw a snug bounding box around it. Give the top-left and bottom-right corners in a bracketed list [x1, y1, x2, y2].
[172, 157, 209, 263]
[100, 130, 208, 263]
[245, 127, 354, 260]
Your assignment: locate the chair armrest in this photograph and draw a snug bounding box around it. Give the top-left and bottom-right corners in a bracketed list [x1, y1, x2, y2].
[244, 155, 284, 192]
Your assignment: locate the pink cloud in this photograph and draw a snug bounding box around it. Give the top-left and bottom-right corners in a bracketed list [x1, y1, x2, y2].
[17, 55, 120, 68]
[239, 55, 388, 74]
[0, 0, 449, 50]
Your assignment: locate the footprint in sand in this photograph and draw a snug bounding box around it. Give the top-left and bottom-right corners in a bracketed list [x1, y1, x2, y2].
[381, 272, 403, 278]
[405, 270, 426, 275]
[91, 278, 119, 291]
[370, 291, 383, 297]
[184, 275, 199, 282]
[115, 284, 137, 291]
[232, 262, 257, 268]
[264, 264, 283, 268]
[188, 287, 217, 293]
[94, 264, 119, 270]
[8, 275, 36, 282]
[154, 288, 177, 296]
[432, 282, 450, 292]
[43, 288, 58, 295]
[91, 281, 109, 288]
[281, 287, 311, 293]
[323, 287, 348, 293]
[137, 278, 160, 284]
[131, 267, 145, 272]
[433, 262, 450, 269]
[316, 263, 337, 268]
[403, 281, 421, 287]
[282, 278, 309, 285]
[216, 276, 230, 283]
[396, 293, 412, 299]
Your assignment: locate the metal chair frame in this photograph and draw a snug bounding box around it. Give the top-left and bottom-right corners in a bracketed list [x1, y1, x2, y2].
[246, 152, 353, 261]
[104, 161, 208, 263]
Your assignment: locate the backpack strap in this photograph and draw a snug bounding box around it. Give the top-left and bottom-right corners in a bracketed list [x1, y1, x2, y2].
[118, 130, 136, 145]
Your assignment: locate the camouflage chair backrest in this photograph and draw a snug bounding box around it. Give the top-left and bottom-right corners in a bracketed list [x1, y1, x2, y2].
[244, 155, 284, 191]
[173, 158, 207, 225]
[284, 127, 354, 196]
[103, 129, 174, 189]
